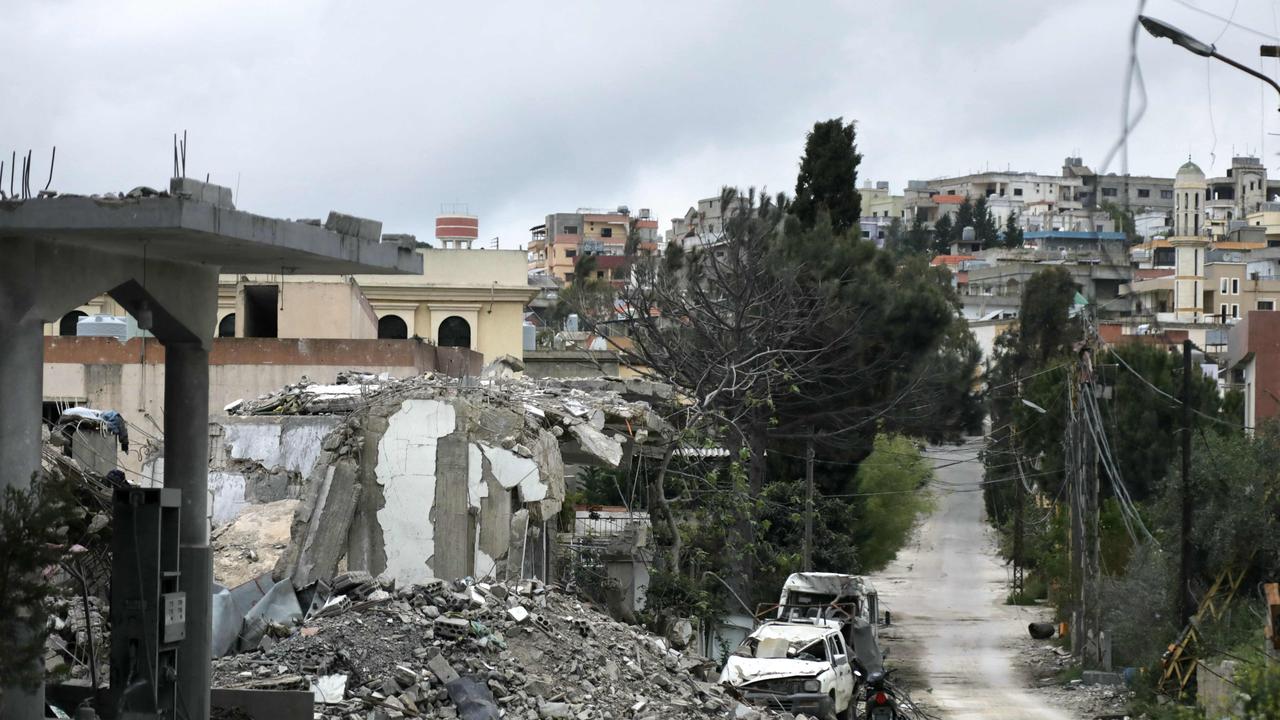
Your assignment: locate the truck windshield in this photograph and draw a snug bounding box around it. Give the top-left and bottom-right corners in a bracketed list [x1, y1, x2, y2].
[735, 635, 829, 661]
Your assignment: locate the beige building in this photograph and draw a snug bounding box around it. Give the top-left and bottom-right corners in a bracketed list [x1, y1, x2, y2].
[50, 246, 537, 364]
[218, 247, 536, 362]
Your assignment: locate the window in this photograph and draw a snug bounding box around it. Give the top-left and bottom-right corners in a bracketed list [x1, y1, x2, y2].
[1232, 304, 1240, 319]
[377, 315, 408, 339]
[242, 285, 279, 338]
[1013, 188, 1023, 197]
[1161, 190, 1174, 199]
[600, 227, 613, 238]
[1259, 300, 1275, 311]
[59, 310, 87, 336]
[217, 313, 236, 338]
[563, 225, 579, 234]
[1221, 278, 1230, 294]
[1102, 187, 1118, 197]
[566, 249, 577, 258]
[437, 316, 471, 348]
[1221, 303, 1229, 318]
[1138, 188, 1150, 198]
[565, 272, 574, 282]
[1232, 278, 1240, 295]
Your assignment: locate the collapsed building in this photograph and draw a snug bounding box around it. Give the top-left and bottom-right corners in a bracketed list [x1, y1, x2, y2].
[206, 372, 675, 592]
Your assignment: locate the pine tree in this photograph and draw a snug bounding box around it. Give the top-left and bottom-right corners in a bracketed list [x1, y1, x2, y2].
[1003, 212, 1024, 248]
[932, 214, 954, 256]
[954, 197, 974, 245]
[906, 215, 931, 256]
[974, 195, 999, 247]
[792, 118, 862, 236]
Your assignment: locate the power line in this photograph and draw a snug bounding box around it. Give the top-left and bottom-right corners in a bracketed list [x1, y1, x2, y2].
[1168, 0, 1280, 42]
[1107, 346, 1252, 430]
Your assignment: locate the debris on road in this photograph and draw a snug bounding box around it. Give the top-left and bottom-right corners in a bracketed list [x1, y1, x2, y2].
[1021, 640, 1134, 719]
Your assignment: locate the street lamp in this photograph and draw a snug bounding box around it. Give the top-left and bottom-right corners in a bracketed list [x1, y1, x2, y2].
[1140, 14, 1280, 107]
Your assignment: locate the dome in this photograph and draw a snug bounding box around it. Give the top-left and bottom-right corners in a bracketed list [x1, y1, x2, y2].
[1175, 159, 1206, 188]
[1177, 160, 1204, 178]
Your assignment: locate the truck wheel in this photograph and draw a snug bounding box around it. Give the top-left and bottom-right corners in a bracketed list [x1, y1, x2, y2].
[825, 692, 845, 720]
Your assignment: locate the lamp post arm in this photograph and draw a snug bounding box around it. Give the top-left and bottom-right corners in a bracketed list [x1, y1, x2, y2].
[1212, 50, 1280, 110]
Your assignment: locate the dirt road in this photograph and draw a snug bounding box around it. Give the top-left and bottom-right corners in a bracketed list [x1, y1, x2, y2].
[871, 439, 1076, 720]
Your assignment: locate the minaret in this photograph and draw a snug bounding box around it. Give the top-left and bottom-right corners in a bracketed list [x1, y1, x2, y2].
[1172, 160, 1208, 322]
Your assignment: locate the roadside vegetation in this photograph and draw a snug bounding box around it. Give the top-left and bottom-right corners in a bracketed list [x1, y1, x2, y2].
[982, 266, 1280, 713]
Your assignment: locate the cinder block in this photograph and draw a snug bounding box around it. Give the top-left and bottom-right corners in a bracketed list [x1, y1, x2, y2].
[325, 211, 383, 241]
[169, 177, 235, 209]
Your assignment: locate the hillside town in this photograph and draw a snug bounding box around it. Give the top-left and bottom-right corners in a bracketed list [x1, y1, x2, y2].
[5, 3, 1280, 720]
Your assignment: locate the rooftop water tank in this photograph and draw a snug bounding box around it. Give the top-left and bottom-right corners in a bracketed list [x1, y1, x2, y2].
[523, 322, 537, 352]
[76, 314, 130, 341]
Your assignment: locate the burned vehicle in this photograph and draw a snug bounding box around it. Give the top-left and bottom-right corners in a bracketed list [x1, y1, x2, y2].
[719, 621, 856, 720]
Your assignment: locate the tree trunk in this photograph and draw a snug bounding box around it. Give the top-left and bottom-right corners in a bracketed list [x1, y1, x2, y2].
[648, 444, 682, 575]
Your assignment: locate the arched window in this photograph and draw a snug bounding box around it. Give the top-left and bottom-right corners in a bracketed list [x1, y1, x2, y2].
[438, 316, 471, 348]
[59, 310, 87, 336]
[217, 313, 236, 338]
[377, 315, 408, 339]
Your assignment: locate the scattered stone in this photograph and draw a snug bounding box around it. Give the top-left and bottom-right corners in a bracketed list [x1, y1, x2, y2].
[212, 576, 766, 719]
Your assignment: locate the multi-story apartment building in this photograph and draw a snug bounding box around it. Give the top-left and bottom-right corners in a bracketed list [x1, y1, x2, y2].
[528, 207, 656, 283]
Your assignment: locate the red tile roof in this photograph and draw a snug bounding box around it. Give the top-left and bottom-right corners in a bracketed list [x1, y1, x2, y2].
[933, 194, 965, 204]
[930, 254, 977, 266]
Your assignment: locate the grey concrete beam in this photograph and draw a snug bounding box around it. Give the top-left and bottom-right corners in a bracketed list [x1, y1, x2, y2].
[0, 195, 421, 275]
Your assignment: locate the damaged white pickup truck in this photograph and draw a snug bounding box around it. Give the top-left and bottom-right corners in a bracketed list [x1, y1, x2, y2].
[718, 621, 856, 720]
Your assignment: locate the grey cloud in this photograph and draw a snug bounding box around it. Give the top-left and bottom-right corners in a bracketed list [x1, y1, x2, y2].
[4, 0, 1279, 249]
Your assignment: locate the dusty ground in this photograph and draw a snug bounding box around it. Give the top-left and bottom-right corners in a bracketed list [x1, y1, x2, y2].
[212, 499, 298, 587]
[869, 438, 1130, 720]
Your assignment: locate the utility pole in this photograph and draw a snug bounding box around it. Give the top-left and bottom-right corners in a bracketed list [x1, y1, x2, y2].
[803, 432, 815, 572]
[1180, 339, 1195, 626]
[1082, 349, 1100, 668]
[1068, 375, 1085, 657]
[1012, 371, 1025, 600]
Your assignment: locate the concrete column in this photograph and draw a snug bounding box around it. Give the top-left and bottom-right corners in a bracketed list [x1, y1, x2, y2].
[0, 315, 46, 720]
[164, 342, 211, 720]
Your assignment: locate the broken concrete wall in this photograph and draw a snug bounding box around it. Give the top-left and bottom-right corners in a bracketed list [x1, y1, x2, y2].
[374, 398, 455, 584]
[246, 374, 671, 589]
[204, 416, 342, 528]
[276, 396, 570, 588]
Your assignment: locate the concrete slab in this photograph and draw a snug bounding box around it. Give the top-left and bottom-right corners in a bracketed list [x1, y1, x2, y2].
[0, 195, 420, 275]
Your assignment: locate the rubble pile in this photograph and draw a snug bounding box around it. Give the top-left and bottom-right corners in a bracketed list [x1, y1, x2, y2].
[1021, 642, 1134, 718]
[213, 574, 770, 720]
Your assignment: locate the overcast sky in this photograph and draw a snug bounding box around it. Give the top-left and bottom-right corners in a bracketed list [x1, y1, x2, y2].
[7, 0, 1280, 251]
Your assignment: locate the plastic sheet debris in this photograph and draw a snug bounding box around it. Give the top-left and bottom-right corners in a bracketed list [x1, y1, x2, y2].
[311, 673, 348, 704]
[445, 676, 500, 720]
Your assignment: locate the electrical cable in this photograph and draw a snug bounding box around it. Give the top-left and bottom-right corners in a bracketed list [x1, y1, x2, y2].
[1168, 0, 1280, 42]
[1108, 345, 1252, 430]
